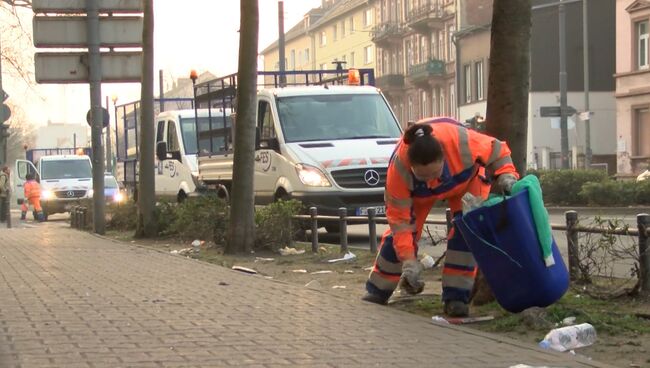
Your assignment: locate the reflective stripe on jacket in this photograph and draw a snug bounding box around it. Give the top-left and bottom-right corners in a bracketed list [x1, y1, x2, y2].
[385, 117, 519, 261]
[24, 180, 41, 199]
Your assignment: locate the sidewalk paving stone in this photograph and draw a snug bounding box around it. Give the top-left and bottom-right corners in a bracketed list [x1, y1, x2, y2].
[0, 226, 615, 368]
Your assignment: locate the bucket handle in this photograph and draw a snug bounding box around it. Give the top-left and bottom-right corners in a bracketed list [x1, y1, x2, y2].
[460, 215, 523, 268]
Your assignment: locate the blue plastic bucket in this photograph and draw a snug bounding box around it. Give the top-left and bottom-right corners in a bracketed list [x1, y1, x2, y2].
[454, 189, 569, 313]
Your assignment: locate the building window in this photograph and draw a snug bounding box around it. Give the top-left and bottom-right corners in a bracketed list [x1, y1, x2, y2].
[431, 88, 438, 116]
[475, 61, 484, 101]
[406, 40, 413, 68]
[320, 31, 327, 47]
[341, 20, 346, 37]
[364, 45, 373, 64]
[305, 48, 310, 63]
[320, 63, 327, 70]
[290, 50, 295, 69]
[638, 20, 649, 69]
[447, 24, 455, 62]
[364, 8, 373, 27]
[634, 108, 650, 156]
[349, 16, 355, 33]
[449, 83, 456, 117]
[420, 91, 427, 118]
[333, 25, 338, 41]
[408, 96, 414, 121]
[350, 51, 355, 67]
[463, 64, 471, 103]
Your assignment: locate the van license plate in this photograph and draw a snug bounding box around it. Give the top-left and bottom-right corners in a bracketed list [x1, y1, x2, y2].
[356, 206, 386, 216]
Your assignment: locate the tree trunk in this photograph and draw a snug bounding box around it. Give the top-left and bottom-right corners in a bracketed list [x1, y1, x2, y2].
[473, 0, 532, 305]
[485, 0, 532, 175]
[226, 0, 258, 254]
[135, 0, 156, 238]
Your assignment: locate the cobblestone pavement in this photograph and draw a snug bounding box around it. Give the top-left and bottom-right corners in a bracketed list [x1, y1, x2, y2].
[0, 224, 614, 368]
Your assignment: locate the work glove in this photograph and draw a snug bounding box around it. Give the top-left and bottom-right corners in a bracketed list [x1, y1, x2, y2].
[492, 173, 517, 195]
[400, 260, 425, 295]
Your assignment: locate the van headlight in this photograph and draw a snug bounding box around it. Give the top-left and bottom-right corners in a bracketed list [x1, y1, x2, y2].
[87, 189, 94, 198]
[295, 164, 331, 187]
[113, 192, 124, 202]
[41, 190, 54, 200]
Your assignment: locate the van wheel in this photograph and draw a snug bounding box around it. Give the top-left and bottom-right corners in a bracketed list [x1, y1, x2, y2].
[177, 191, 187, 203]
[217, 185, 230, 203]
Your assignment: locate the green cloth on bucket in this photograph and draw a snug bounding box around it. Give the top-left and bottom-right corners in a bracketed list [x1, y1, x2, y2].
[481, 175, 555, 267]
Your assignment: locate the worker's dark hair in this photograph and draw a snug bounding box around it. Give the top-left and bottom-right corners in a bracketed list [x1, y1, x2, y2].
[403, 123, 443, 165]
[25, 173, 34, 180]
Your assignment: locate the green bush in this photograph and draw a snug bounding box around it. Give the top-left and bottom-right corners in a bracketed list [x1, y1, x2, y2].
[154, 200, 178, 236]
[580, 179, 649, 206]
[528, 169, 609, 205]
[107, 200, 138, 231]
[254, 199, 303, 252]
[170, 195, 229, 243]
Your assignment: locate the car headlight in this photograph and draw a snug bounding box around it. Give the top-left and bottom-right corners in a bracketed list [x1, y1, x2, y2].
[87, 189, 94, 198]
[113, 192, 124, 202]
[41, 190, 54, 200]
[295, 164, 331, 187]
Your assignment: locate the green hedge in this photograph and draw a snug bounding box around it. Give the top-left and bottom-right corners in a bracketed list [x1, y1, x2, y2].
[527, 169, 609, 206]
[579, 179, 650, 206]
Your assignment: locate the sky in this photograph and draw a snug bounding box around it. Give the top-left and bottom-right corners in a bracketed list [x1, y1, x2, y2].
[1, 0, 321, 127]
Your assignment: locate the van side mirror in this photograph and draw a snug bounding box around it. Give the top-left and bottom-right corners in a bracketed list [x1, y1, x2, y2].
[156, 141, 168, 161]
[259, 137, 280, 152]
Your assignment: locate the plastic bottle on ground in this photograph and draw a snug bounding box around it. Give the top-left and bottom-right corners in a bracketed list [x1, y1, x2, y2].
[538, 323, 597, 352]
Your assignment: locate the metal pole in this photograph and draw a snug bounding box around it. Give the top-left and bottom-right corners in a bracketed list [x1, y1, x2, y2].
[278, 1, 287, 87]
[310, 207, 318, 253]
[159, 69, 165, 112]
[638, 213, 650, 295]
[559, 1, 570, 169]
[105, 96, 112, 173]
[86, 0, 106, 234]
[0, 35, 10, 229]
[368, 208, 377, 253]
[338, 207, 348, 253]
[583, 0, 591, 167]
[565, 210, 579, 281]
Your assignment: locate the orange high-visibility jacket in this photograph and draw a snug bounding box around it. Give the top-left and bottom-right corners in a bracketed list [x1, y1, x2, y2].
[385, 118, 519, 261]
[24, 180, 42, 200]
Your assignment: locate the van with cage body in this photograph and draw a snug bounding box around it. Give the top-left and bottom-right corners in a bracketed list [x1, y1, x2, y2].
[193, 69, 402, 230]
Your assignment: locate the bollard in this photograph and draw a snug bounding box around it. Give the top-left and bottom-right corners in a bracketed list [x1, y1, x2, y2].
[338, 207, 348, 253]
[310, 207, 318, 253]
[368, 208, 377, 253]
[445, 208, 453, 235]
[79, 207, 86, 230]
[565, 211, 579, 281]
[638, 213, 650, 295]
[71, 207, 77, 228]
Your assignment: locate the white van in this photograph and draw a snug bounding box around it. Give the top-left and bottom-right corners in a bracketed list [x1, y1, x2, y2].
[14, 154, 93, 219]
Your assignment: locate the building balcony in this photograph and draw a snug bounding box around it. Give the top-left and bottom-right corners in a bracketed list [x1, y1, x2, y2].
[376, 74, 405, 91]
[406, 3, 451, 33]
[371, 22, 405, 47]
[407, 59, 446, 86]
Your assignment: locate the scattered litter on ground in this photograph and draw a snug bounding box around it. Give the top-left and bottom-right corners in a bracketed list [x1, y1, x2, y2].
[328, 251, 356, 263]
[318, 246, 328, 254]
[231, 266, 258, 274]
[292, 269, 308, 273]
[170, 248, 193, 256]
[344, 270, 355, 274]
[430, 315, 494, 325]
[332, 285, 346, 289]
[562, 316, 576, 326]
[255, 257, 275, 262]
[304, 280, 321, 289]
[310, 270, 334, 275]
[264, 276, 273, 280]
[279, 247, 305, 256]
[364, 266, 373, 271]
[218, 281, 229, 286]
[191, 239, 204, 248]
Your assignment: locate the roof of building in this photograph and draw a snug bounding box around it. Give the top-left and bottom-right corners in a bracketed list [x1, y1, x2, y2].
[260, 7, 324, 54]
[309, 0, 368, 29]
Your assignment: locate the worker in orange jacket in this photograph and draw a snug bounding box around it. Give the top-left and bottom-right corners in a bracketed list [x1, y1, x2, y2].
[363, 117, 519, 317]
[21, 173, 45, 222]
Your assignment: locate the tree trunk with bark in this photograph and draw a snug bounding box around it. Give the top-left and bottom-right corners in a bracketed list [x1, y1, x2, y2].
[226, 0, 259, 254]
[135, 0, 156, 238]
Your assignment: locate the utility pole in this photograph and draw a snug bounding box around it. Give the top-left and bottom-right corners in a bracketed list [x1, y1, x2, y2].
[583, 0, 591, 167]
[105, 95, 112, 173]
[159, 69, 164, 112]
[278, 1, 286, 87]
[86, 0, 106, 234]
[0, 33, 11, 229]
[558, 0, 570, 169]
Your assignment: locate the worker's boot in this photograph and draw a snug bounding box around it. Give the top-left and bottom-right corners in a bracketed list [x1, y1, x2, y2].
[20, 211, 26, 220]
[444, 300, 469, 317]
[361, 292, 389, 305]
[36, 212, 45, 222]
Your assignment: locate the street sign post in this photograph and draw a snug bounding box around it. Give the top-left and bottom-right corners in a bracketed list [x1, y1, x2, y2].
[86, 108, 110, 128]
[33, 16, 143, 48]
[35, 52, 142, 83]
[32, 0, 143, 13]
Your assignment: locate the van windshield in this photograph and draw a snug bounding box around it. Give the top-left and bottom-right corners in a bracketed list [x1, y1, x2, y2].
[105, 176, 119, 188]
[180, 116, 233, 154]
[41, 159, 92, 180]
[276, 94, 401, 143]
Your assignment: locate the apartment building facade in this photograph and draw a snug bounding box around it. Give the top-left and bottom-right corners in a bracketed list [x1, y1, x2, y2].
[615, 0, 650, 177]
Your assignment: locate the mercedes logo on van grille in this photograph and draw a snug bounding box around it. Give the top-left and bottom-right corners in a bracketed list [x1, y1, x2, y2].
[364, 169, 380, 186]
[67, 191, 75, 197]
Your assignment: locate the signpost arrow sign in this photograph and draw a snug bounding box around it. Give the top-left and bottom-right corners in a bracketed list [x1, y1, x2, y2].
[35, 52, 142, 83]
[540, 105, 577, 118]
[33, 16, 143, 48]
[32, 0, 143, 13]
